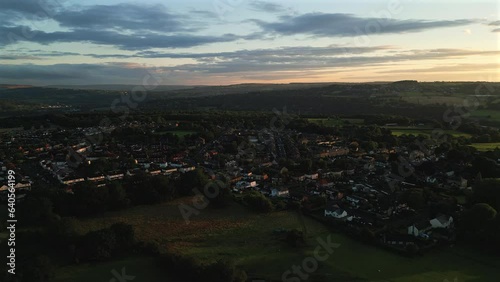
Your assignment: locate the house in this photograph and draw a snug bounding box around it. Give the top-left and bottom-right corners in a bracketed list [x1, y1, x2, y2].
[0, 182, 31, 192]
[163, 168, 178, 175]
[305, 173, 319, 180]
[149, 169, 162, 176]
[236, 181, 257, 190]
[291, 174, 306, 182]
[106, 172, 124, 181]
[61, 176, 85, 185]
[324, 202, 348, 218]
[87, 175, 106, 182]
[408, 221, 432, 237]
[430, 214, 454, 229]
[178, 166, 196, 173]
[271, 187, 289, 197]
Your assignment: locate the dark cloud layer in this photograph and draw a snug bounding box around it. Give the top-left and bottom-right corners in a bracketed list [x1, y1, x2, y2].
[0, 1, 241, 50]
[0, 25, 241, 50]
[0, 1, 479, 50]
[254, 13, 475, 37]
[53, 3, 188, 33]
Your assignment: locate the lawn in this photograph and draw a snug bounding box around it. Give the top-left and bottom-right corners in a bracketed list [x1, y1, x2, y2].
[401, 95, 466, 106]
[342, 118, 365, 125]
[307, 118, 344, 127]
[471, 110, 500, 123]
[470, 143, 500, 151]
[386, 127, 471, 138]
[77, 197, 500, 282]
[307, 118, 364, 127]
[55, 256, 167, 282]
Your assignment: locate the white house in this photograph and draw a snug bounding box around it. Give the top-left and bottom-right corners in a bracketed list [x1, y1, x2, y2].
[271, 187, 289, 197]
[430, 215, 454, 229]
[408, 222, 432, 237]
[325, 208, 348, 219]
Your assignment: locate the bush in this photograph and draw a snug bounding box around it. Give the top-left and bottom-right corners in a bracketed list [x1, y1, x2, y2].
[75, 223, 136, 262]
[242, 191, 273, 213]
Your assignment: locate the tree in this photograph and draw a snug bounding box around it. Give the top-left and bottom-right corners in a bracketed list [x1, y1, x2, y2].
[77, 228, 117, 261]
[72, 181, 109, 216]
[300, 159, 312, 173]
[209, 182, 232, 209]
[460, 203, 497, 232]
[242, 191, 273, 213]
[178, 169, 209, 196]
[107, 182, 130, 210]
[50, 217, 83, 244]
[472, 179, 500, 211]
[150, 175, 175, 201]
[18, 197, 57, 225]
[109, 223, 135, 249]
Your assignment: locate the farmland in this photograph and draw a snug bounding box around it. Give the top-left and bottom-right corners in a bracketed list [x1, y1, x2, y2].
[307, 118, 365, 127]
[384, 126, 471, 138]
[471, 110, 500, 124]
[470, 143, 500, 151]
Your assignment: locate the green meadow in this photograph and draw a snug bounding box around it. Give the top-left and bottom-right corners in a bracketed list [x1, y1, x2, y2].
[65, 197, 500, 282]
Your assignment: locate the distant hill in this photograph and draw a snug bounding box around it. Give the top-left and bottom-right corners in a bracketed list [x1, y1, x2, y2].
[0, 84, 34, 89]
[46, 84, 198, 91]
[1, 82, 499, 114]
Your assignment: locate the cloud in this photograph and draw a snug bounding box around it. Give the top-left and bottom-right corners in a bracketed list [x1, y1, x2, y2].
[249, 1, 287, 13]
[158, 48, 500, 74]
[492, 28, 500, 32]
[52, 3, 190, 33]
[253, 13, 476, 37]
[0, 0, 63, 17]
[0, 63, 161, 84]
[488, 20, 500, 26]
[463, 29, 472, 35]
[0, 25, 242, 50]
[377, 63, 500, 73]
[0, 55, 42, 60]
[1, 47, 498, 85]
[130, 45, 394, 59]
[0, 1, 244, 50]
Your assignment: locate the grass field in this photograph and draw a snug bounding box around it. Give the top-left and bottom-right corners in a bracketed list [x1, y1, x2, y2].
[470, 143, 500, 151]
[471, 110, 500, 123]
[307, 118, 344, 127]
[385, 127, 471, 138]
[75, 197, 500, 282]
[55, 256, 167, 282]
[307, 118, 364, 127]
[402, 95, 466, 106]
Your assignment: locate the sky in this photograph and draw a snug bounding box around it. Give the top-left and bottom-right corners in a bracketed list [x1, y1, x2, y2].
[0, 0, 498, 85]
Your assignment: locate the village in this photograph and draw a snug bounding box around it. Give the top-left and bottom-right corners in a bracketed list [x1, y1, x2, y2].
[0, 116, 478, 255]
